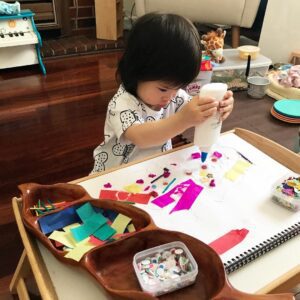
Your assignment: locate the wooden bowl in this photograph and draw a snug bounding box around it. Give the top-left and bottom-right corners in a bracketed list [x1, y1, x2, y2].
[84, 228, 224, 299]
[19, 182, 155, 264]
[84, 229, 294, 300]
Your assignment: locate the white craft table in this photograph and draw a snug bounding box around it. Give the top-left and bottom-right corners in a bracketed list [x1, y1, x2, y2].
[10, 128, 300, 300]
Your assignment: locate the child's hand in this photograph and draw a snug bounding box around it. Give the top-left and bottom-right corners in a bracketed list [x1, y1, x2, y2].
[219, 90, 234, 121]
[179, 96, 219, 128]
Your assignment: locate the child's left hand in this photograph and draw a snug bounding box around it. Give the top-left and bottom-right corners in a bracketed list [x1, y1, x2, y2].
[219, 90, 234, 121]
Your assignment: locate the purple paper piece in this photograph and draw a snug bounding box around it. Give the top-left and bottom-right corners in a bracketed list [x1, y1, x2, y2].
[136, 179, 144, 184]
[163, 171, 171, 178]
[144, 185, 150, 191]
[212, 151, 222, 159]
[169, 180, 203, 214]
[191, 152, 201, 159]
[151, 182, 182, 208]
[151, 195, 175, 208]
[151, 179, 197, 209]
[148, 173, 156, 178]
[209, 179, 216, 187]
[104, 183, 112, 188]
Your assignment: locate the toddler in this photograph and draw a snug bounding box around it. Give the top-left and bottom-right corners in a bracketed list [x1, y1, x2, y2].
[92, 13, 234, 173]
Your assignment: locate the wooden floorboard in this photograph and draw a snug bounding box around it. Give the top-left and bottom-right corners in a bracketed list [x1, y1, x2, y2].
[0, 52, 299, 297]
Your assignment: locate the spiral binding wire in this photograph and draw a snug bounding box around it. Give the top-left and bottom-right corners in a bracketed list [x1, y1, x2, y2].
[224, 221, 300, 274]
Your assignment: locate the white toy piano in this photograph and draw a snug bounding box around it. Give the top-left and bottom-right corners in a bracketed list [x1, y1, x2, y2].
[0, 9, 46, 74]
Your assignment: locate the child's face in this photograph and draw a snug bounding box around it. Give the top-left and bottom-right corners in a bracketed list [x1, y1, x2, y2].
[137, 81, 179, 111]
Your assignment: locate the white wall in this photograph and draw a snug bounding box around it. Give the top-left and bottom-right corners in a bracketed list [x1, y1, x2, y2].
[259, 0, 300, 63]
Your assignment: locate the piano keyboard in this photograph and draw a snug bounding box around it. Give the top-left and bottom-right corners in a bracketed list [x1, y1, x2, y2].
[0, 9, 46, 74]
[0, 10, 38, 48]
[0, 31, 38, 48]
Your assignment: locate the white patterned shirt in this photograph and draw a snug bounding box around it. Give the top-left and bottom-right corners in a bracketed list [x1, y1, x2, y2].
[92, 85, 191, 173]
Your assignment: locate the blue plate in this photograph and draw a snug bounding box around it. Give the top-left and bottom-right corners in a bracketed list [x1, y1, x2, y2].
[273, 100, 300, 119]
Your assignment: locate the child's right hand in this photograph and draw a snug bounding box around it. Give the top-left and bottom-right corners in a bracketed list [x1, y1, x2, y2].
[178, 95, 219, 128]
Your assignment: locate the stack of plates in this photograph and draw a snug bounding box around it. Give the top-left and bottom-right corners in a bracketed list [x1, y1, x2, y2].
[271, 99, 300, 124]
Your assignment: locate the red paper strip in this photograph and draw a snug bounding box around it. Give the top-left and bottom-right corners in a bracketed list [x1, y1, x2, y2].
[89, 235, 105, 246]
[54, 241, 64, 248]
[113, 232, 135, 240]
[99, 189, 151, 204]
[208, 229, 249, 255]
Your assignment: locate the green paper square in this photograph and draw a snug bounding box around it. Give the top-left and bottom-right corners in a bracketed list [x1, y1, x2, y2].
[93, 223, 116, 241]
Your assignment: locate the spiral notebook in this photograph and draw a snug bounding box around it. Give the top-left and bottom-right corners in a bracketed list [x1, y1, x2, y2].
[224, 221, 300, 274]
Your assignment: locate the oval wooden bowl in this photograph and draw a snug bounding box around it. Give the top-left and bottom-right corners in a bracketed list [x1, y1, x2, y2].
[84, 229, 294, 300]
[19, 182, 155, 265]
[84, 228, 224, 300]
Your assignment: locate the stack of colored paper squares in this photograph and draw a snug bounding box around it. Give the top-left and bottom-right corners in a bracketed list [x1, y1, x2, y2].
[38, 202, 135, 261]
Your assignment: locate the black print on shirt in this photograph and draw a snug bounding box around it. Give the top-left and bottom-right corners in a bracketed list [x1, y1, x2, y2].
[162, 143, 168, 152]
[120, 109, 139, 131]
[164, 95, 184, 112]
[146, 116, 155, 122]
[94, 152, 108, 172]
[108, 87, 126, 118]
[112, 140, 135, 163]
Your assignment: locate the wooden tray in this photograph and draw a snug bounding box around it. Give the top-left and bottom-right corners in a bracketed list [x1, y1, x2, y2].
[19, 182, 155, 265]
[19, 183, 294, 299]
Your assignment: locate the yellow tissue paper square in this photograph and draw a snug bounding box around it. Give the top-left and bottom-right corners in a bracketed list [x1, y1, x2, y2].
[127, 223, 136, 233]
[63, 223, 81, 233]
[225, 169, 240, 181]
[64, 244, 95, 262]
[234, 160, 251, 173]
[48, 230, 76, 249]
[199, 170, 208, 177]
[111, 213, 132, 234]
[123, 183, 142, 193]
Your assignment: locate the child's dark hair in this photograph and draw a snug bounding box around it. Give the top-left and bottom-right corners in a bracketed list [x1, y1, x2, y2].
[117, 13, 202, 96]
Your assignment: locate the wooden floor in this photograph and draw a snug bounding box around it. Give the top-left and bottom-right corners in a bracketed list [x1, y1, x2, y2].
[0, 52, 299, 298]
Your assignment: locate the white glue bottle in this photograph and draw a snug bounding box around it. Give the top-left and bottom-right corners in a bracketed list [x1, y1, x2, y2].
[193, 83, 228, 162]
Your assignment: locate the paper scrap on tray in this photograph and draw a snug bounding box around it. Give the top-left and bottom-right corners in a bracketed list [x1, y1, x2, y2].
[63, 223, 80, 233]
[38, 206, 81, 235]
[93, 223, 116, 241]
[70, 212, 108, 242]
[64, 238, 96, 261]
[111, 213, 132, 234]
[48, 230, 76, 249]
[76, 202, 97, 221]
[127, 223, 136, 232]
[89, 235, 106, 246]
